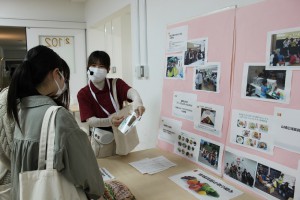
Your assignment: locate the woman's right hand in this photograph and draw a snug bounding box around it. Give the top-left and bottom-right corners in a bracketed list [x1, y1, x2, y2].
[111, 115, 125, 127]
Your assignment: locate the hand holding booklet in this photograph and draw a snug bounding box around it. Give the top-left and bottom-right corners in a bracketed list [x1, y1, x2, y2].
[118, 111, 142, 134]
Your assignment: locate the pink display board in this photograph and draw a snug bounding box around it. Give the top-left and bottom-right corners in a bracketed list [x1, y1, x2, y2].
[159, 0, 300, 199]
[230, 0, 300, 169]
[160, 8, 235, 146]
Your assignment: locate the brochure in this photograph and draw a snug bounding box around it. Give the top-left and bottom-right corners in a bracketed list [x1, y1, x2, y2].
[118, 111, 141, 134]
[169, 169, 243, 200]
[99, 167, 115, 181]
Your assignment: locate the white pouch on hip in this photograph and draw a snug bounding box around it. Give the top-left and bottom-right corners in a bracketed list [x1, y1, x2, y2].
[92, 128, 114, 145]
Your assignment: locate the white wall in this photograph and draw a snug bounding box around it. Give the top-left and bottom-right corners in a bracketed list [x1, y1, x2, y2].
[85, 0, 130, 27]
[85, 0, 265, 150]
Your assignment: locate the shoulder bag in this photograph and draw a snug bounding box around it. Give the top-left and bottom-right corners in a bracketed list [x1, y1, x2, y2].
[19, 106, 87, 200]
[111, 79, 139, 155]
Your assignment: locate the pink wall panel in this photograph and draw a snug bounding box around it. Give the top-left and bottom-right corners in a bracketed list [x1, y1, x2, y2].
[229, 0, 300, 169]
[159, 0, 300, 170]
[159, 9, 235, 149]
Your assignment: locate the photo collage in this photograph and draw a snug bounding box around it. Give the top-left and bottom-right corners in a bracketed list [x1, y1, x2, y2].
[174, 130, 224, 174]
[231, 110, 273, 154]
[223, 150, 297, 200]
[162, 11, 300, 200]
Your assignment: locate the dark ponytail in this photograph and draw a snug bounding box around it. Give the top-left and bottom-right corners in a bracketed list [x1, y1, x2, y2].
[7, 45, 70, 126]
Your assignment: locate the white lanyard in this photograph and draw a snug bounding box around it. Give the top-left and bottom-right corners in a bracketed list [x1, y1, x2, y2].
[88, 79, 119, 116]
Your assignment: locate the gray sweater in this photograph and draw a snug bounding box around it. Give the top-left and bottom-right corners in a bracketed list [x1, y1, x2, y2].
[11, 95, 104, 200]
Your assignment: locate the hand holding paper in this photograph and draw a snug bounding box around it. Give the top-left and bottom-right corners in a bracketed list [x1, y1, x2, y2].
[135, 105, 146, 117]
[118, 111, 142, 134]
[111, 115, 125, 127]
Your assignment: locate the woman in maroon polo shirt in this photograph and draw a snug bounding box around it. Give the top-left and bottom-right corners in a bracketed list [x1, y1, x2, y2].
[77, 51, 145, 158]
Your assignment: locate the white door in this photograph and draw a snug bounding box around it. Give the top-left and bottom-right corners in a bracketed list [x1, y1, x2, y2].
[26, 28, 86, 106]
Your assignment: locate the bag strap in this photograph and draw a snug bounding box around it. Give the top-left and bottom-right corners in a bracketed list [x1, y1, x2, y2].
[38, 106, 61, 170]
[112, 78, 119, 109]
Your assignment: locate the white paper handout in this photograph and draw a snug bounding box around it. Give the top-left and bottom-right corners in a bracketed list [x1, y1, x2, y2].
[193, 102, 224, 137]
[99, 168, 115, 181]
[172, 91, 197, 121]
[272, 107, 300, 154]
[169, 169, 243, 200]
[129, 156, 176, 175]
[230, 109, 274, 154]
[118, 111, 141, 134]
[158, 117, 182, 144]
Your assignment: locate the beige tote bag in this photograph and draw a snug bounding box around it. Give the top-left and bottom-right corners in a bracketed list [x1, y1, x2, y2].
[111, 79, 139, 155]
[19, 106, 87, 200]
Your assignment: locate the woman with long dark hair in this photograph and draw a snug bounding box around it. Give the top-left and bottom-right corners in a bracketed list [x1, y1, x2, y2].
[7, 45, 104, 200]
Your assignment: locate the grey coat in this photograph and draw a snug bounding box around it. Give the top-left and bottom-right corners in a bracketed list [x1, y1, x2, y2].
[11, 95, 104, 200]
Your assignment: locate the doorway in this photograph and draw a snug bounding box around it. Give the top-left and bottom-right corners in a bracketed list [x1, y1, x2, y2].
[0, 26, 27, 90]
[86, 5, 132, 86]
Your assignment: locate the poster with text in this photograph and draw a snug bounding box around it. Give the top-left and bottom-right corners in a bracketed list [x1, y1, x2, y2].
[198, 137, 224, 175]
[158, 117, 182, 144]
[266, 27, 300, 70]
[230, 109, 274, 154]
[172, 91, 197, 121]
[165, 54, 185, 79]
[241, 63, 292, 104]
[166, 25, 188, 53]
[169, 169, 243, 200]
[184, 38, 208, 66]
[193, 102, 224, 137]
[193, 63, 220, 93]
[174, 130, 201, 163]
[271, 107, 300, 154]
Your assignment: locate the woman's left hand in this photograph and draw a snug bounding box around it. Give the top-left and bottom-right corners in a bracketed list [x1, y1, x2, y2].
[111, 115, 125, 127]
[136, 106, 145, 117]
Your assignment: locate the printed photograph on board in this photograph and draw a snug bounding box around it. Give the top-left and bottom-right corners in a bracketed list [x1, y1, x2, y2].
[193, 101, 224, 137]
[198, 138, 222, 172]
[241, 64, 292, 104]
[255, 163, 296, 200]
[193, 63, 220, 93]
[165, 54, 185, 79]
[266, 27, 300, 70]
[200, 108, 216, 127]
[223, 151, 257, 188]
[184, 38, 208, 66]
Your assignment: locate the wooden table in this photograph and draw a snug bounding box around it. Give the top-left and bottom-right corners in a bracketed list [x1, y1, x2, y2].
[97, 148, 258, 200]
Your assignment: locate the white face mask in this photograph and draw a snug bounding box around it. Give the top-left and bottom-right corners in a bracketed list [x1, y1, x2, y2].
[54, 72, 67, 98]
[87, 67, 107, 83]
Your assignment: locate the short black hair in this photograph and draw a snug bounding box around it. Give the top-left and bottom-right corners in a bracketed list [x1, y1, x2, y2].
[87, 51, 110, 71]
